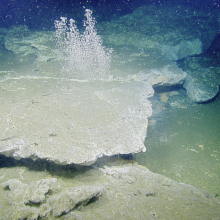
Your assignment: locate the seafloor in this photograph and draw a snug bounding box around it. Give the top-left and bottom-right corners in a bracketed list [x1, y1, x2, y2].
[0, 1, 220, 219]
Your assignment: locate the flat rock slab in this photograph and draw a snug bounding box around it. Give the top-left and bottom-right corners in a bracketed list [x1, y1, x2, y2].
[0, 75, 153, 165]
[1, 163, 220, 219]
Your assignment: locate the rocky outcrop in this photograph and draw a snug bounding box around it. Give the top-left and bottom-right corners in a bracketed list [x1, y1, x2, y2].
[3, 3, 219, 103]
[97, 4, 220, 102]
[99, 4, 219, 61]
[4, 26, 55, 63]
[0, 13, 188, 166]
[130, 63, 187, 87]
[0, 60, 189, 165]
[2, 178, 57, 204]
[1, 163, 220, 219]
[0, 3, 219, 168]
[181, 56, 220, 102]
[2, 178, 104, 219]
[183, 71, 220, 102]
[49, 186, 104, 217]
[0, 76, 153, 165]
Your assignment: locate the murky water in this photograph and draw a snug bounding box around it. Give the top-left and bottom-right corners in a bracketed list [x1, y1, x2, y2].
[134, 88, 220, 196]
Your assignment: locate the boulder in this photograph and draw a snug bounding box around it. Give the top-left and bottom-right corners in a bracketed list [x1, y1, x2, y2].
[181, 56, 220, 102]
[183, 72, 220, 102]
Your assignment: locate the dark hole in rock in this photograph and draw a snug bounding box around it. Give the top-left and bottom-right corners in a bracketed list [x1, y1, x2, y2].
[153, 84, 184, 94]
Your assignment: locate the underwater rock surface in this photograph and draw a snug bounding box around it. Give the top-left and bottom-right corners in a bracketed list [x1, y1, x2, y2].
[2, 16, 218, 103]
[140, 63, 187, 87]
[183, 73, 220, 102]
[99, 4, 219, 61]
[4, 26, 55, 63]
[2, 177, 104, 219]
[1, 163, 220, 219]
[0, 75, 153, 165]
[181, 56, 220, 102]
[2, 178, 57, 204]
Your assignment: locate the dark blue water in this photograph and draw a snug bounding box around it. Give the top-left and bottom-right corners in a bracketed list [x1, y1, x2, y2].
[1, 0, 220, 30]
